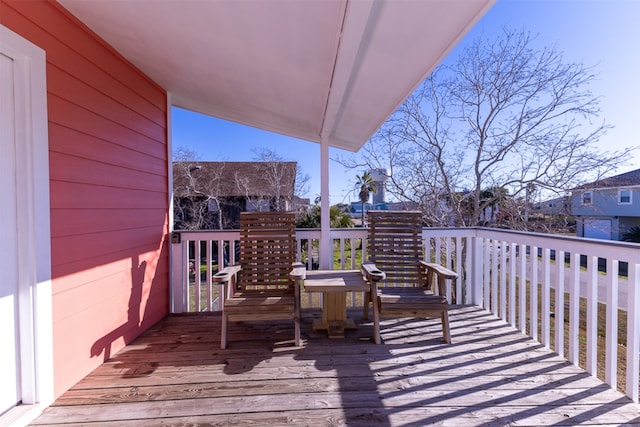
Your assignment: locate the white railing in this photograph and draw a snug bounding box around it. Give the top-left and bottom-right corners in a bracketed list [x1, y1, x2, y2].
[170, 227, 640, 402]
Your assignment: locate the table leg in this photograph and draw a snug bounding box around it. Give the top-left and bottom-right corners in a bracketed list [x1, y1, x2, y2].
[312, 292, 357, 338]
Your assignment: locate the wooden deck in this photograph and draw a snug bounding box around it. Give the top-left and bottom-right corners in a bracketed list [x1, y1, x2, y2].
[31, 306, 640, 426]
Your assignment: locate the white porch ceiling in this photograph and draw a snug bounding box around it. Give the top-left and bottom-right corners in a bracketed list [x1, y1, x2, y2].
[58, 0, 494, 152]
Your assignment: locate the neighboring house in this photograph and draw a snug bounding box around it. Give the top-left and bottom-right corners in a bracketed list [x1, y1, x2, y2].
[349, 200, 421, 215]
[522, 195, 574, 234]
[533, 195, 571, 217]
[571, 168, 640, 240]
[292, 195, 311, 213]
[173, 161, 297, 229]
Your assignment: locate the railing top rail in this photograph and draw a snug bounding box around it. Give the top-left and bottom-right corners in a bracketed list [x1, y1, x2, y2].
[473, 227, 639, 261]
[174, 226, 638, 262]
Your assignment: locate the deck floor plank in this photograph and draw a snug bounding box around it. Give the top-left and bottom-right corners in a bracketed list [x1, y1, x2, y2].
[31, 306, 640, 426]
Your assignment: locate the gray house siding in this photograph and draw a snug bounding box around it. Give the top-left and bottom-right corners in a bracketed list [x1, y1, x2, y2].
[571, 188, 639, 217]
[571, 187, 640, 240]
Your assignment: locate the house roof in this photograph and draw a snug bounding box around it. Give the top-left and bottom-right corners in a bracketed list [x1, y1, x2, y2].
[58, 0, 494, 152]
[173, 161, 296, 198]
[573, 168, 640, 190]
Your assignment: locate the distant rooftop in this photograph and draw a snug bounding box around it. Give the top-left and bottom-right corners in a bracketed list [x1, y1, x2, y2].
[573, 168, 640, 189]
[173, 161, 296, 198]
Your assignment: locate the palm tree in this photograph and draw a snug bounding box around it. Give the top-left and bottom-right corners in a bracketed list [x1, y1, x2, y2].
[479, 186, 509, 224]
[355, 171, 376, 227]
[296, 199, 353, 229]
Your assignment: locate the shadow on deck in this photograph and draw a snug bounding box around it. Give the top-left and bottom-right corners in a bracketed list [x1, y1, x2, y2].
[32, 306, 640, 426]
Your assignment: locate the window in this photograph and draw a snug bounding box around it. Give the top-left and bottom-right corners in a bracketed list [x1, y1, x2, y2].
[246, 199, 270, 212]
[618, 189, 632, 204]
[582, 191, 592, 205]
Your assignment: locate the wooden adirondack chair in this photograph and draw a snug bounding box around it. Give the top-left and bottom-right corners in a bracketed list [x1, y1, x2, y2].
[361, 210, 457, 344]
[213, 212, 302, 349]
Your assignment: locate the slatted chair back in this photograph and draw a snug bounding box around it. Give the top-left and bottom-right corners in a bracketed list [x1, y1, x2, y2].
[238, 211, 297, 292]
[363, 210, 456, 344]
[213, 211, 302, 349]
[367, 210, 427, 288]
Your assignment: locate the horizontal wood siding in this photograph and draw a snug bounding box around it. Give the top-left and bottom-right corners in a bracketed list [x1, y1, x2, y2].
[1, 0, 169, 398]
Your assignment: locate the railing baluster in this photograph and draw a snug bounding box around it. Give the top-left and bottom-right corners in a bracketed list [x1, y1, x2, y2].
[586, 255, 598, 375]
[230, 239, 237, 266]
[568, 252, 581, 366]
[509, 242, 516, 327]
[456, 237, 463, 304]
[555, 250, 565, 358]
[491, 239, 499, 316]
[434, 237, 442, 296]
[304, 238, 311, 270]
[483, 238, 491, 310]
[446, 237, 452, 302]
[518, 243, 526, 333]
[530, 246, 538, 341]
[605, 258, 618, 389]
[206, 240, 213, 312]
[362, 236, 368, 265]
[499, 241, 507, 321]
[170, 238, 187, 313]
[194, 240, 201, 312]
[627, 263, 640, 403]
[472, 236, 483, 306]
[350, 237, 357, 269]
[541, 248, 551, 348]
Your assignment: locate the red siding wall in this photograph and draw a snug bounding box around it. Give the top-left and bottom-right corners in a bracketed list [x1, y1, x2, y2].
[1, 0, 169, 397]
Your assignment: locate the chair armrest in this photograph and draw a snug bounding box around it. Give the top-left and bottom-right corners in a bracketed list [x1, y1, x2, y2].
[212, 264, 242, 284]
[290, 262, 306, 280]
[420, 261, 457, 295]
[419, 261, 457, 280]
[362, 262, 386, 282]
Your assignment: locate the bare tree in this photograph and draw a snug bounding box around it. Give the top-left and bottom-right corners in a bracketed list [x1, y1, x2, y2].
[251, 147, 310, 210]
[173, 146, 305, 228]
[339, 28, 635, 227]
[173, 147, 227, 229]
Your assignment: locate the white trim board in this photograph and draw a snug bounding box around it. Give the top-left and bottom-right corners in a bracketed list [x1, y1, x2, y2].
[0, 24, 54, 426]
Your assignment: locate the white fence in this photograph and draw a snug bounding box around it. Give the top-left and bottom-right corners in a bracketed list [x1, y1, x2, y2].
[170, 227, 640, 402]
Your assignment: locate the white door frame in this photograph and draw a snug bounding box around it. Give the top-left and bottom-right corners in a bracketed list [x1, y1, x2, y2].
[0, 24, 54, 425]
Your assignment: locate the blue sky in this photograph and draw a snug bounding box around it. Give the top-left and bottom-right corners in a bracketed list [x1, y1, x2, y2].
[172, 0, 640, 205]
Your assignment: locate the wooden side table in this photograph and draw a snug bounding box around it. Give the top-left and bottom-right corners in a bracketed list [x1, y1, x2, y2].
[301, 270, 370, 338]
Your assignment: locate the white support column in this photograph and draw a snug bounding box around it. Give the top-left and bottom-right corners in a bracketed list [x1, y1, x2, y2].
[319, 138, 332, 269]
[167, 93, 174, 232]
[167, 93, 180, 312]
